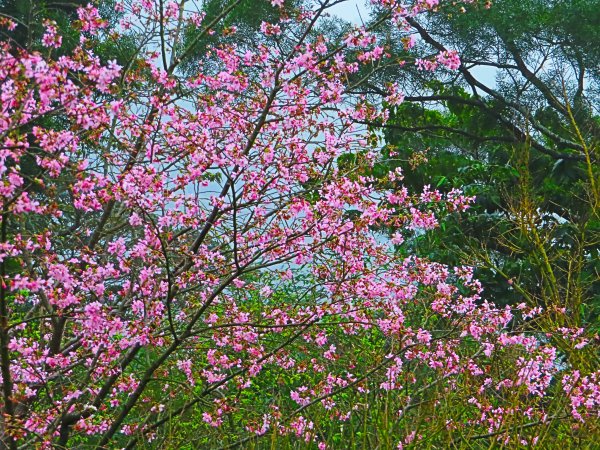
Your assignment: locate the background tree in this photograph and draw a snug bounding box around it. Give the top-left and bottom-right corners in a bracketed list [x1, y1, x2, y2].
[348, 0, 599, 357]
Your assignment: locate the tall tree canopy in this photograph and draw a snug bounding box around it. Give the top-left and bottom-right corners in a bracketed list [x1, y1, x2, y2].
[351, 0, 599, 336]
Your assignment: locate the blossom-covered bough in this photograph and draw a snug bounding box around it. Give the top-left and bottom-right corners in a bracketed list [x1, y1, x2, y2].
[0, 0, 597, 448]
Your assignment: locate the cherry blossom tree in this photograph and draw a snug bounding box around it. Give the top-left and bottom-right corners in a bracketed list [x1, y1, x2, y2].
[0, 1, 597, 448]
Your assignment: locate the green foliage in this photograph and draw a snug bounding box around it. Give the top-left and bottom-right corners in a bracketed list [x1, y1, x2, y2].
[362, 0, 600, 329]
[178, 0, 303, 75]
[0, 0, 84, 50]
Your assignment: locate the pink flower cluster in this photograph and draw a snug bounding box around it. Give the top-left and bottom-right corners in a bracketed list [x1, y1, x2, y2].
[0, 2, 596, 449]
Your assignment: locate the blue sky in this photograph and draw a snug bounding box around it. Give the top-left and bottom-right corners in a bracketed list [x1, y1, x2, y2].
[328, 0, 370, 25]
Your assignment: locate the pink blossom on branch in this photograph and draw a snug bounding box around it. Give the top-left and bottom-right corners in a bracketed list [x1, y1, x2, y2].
[0, 1, 596, 448]
[41, 21, 62, 48]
